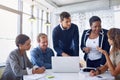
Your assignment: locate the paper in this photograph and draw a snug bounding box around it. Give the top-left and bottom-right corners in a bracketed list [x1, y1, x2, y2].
[24, 73, 46, 80]
[79, 72, 114, 80]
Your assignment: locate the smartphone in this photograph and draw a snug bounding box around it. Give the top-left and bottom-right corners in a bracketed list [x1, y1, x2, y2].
[83, 68, 95, 72]
[97, 76, 102, 78]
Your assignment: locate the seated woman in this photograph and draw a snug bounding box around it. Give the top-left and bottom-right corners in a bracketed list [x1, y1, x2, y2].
[90, 28, 120, 80]
[1, 34, 45, 80]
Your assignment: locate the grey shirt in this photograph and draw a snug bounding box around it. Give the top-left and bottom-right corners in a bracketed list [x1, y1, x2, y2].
[1, 48, 33, 80]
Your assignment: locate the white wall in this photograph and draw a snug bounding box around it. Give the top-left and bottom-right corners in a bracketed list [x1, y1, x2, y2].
[50, 0, 120, 28]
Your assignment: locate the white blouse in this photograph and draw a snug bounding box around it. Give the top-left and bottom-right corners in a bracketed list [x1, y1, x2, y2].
[86, 36, 102, 60]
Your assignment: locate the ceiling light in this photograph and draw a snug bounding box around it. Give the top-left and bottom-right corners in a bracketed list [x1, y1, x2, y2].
[45, 8, 51, 26]
[29, 2, 36, 22]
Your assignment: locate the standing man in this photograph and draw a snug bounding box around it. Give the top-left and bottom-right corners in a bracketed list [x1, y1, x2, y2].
[52, 11, 79, 56]
[30, 33, 54, 69]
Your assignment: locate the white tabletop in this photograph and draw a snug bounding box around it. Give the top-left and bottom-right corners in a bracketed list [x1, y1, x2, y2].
[23, 69, 115, 80]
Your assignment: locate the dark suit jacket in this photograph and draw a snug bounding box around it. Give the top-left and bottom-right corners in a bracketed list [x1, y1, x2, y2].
[80, 29, 110, 65]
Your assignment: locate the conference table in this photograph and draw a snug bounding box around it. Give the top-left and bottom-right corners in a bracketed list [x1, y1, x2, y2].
[23, 69, 115, 80]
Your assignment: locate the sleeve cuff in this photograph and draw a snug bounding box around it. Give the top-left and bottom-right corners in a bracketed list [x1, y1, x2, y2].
[26, 65, 39, 75]
[33, 65, 39, 70]
[26, 68, 32, 75]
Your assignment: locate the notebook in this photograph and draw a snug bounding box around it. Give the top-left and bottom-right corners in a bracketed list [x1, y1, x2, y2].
[52, 57, 80, 73]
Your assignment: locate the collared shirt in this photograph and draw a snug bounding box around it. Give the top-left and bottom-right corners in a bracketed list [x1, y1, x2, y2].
[60, 24, 70, 30]
[30, 46, 54, 69]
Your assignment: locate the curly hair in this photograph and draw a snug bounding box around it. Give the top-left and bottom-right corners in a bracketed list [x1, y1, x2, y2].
[89, 16, 101, 26]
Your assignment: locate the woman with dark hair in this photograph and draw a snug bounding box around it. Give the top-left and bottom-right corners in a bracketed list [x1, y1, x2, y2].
[90, 28, 120, 80]
[1, 34, 45, 80]
[81, 16, 110, 68]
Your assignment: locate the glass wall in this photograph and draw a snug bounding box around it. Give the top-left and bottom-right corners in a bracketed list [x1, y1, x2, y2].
[0, 9, 18, 64]
[0, 0, 18, 10]
[0, 0, 51, 64]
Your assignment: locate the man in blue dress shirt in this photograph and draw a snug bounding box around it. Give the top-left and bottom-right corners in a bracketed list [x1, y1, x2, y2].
[52, 11, 79, 56]
[30, 33, 54, 69]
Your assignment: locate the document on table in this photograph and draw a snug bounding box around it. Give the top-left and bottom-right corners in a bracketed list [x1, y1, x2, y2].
[79, 71, 114, 80]
[86, 76, 114, 80]
[24, 72, 56, 80]
[24, 73, 46, 80]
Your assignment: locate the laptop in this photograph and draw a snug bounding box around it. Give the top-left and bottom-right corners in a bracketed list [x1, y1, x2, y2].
[52, 57, 80, 73]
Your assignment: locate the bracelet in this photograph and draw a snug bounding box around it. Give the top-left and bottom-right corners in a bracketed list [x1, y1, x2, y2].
[96, 68, 101, 74]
